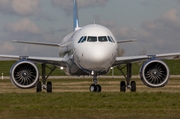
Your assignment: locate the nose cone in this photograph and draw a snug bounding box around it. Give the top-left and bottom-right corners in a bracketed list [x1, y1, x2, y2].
[76, 43, 116, 71]
[89, 46, 108, 63]
[82, 49, 110, 71]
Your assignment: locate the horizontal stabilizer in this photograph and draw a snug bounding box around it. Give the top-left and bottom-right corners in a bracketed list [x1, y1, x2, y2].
[12, 40, 60, 47]
[117, 39, 137, 44]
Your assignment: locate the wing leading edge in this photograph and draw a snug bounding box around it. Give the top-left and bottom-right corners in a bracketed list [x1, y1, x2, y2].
[117, 39, 137, 44]
[12, 40, 60, 47]
[113, 52, 180, 66]
[0, 54, 67, 67]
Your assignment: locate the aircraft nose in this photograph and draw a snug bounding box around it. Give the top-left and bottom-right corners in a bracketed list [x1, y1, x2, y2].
[89, 47, 107, 63]
[79, 43, 115, 71]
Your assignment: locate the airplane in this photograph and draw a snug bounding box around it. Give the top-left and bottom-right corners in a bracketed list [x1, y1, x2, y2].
[0, 0, 180, 93]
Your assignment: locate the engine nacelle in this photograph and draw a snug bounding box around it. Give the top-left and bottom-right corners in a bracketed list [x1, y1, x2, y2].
[140, 59, 169, 88]
[10, 60, 39, 89]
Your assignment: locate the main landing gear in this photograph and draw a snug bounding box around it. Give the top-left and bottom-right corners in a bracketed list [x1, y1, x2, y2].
[36, 64, 56, 93]
[118, 63, 136, 92]
[89, 72, 101, 92]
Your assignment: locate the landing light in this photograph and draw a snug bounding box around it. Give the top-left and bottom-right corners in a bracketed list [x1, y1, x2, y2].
[91, 71, 94, 75]
[60, 67, 64, 70]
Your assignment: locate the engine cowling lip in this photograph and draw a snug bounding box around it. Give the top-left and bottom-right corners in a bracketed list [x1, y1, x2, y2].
[140, 59, 170, 87]
[10, 60, 39, 89]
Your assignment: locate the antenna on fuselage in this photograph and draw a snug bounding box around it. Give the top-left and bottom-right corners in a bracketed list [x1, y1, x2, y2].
[73, 0, 80, 31]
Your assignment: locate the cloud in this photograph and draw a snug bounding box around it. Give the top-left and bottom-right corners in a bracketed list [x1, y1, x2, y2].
[0, 0, 41, 16]
[161, 9, 179, 23]
[176, 0, 180, 4]
[4, 18, 42, 35]
[0, 42, 15, 54]
[138, 9, 180, 53]
[1, 18, 68, 56]
[139, 1, 150, 6]
[94, 9, 180, 55]
[93, 15, 137, 40]
[50, 0, 109, 15]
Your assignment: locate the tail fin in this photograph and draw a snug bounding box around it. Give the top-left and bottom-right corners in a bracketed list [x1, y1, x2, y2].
[73, 0, 80, 31]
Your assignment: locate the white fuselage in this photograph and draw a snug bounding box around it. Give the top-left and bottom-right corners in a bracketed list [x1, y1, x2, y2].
[59, 24, 118, 75]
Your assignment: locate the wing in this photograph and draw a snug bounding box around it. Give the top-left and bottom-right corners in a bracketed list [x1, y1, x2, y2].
[117, 39, 137, 44]
[12, 40, 60, 47]
[113, 53, 180, 66]
[0, 54, 67, 67]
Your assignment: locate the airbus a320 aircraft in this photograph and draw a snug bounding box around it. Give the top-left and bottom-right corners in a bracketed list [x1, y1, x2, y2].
[0, 0, 180, 93]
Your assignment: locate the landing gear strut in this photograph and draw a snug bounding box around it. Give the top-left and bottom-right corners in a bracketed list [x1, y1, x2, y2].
[89, 72, 101, 92]
[117, 63, 136, 92]
[36, 64, 56, 93]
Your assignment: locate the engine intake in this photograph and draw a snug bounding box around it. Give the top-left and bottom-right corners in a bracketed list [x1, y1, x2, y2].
[140, 59, 169, 88]
[10, 60, 39, 89]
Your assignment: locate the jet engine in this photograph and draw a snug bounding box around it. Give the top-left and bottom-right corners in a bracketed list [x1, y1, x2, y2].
[140, 59, 169, 88]
[10, 60, 39, 89]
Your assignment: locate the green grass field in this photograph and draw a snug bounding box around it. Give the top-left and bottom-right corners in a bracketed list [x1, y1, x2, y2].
[0, 78, 180, 119]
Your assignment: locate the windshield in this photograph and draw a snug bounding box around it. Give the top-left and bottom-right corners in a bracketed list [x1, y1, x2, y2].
[87, 36, 97, 42]
[98, 36, 108, 42]
[78, 36, 87, 43]
[78, 36, 115, 43]
[107, 36, 115, 43]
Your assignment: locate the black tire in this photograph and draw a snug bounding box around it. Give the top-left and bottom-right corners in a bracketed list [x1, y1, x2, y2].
[89, 84, 97, 92]
[131, 81, 136, 92]
[120, 81, 126, 92]
[36, 81, 42, 93]
[96, 84, 102, 92]
[47, 82, 52, 93]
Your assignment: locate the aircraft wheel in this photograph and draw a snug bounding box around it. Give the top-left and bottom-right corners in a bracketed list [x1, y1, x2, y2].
[131, 81, 136, 92]
[120, 81, 126, 92]
[47, 82, 52, 93]
[96, 84, 102, 92]
[89, 84, 97, 92]
[36, 81, 42, 92]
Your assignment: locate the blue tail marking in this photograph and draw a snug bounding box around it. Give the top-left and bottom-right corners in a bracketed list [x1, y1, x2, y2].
[73, 0, 79, 30]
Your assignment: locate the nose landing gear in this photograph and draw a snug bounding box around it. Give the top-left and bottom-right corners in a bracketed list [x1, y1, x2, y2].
[89, 72, 101, 92]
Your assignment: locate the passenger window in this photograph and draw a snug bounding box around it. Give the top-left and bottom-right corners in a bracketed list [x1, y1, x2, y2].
[98, 36, 108, 42]
[87, 36, 97, 42]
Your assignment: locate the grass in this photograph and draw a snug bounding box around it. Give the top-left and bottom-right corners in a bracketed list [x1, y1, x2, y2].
[0, 78, 180, 119]
[0, 92, 180, 119]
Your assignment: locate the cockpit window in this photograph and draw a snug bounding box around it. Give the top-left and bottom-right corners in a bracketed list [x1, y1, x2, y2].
[78, 36, 87, 43]
[78, 36, 83, 43]
[87, 36, 97, 42]
[107, 36, 115, 43]
[78, 36, 115, 43]
[98, 36, 108, 42]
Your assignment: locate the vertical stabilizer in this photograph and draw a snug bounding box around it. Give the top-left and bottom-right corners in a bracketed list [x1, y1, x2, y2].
[73, 0, 80, 31]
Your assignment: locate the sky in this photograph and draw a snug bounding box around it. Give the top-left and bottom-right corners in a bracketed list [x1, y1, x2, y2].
[0, 0, 180, 57]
